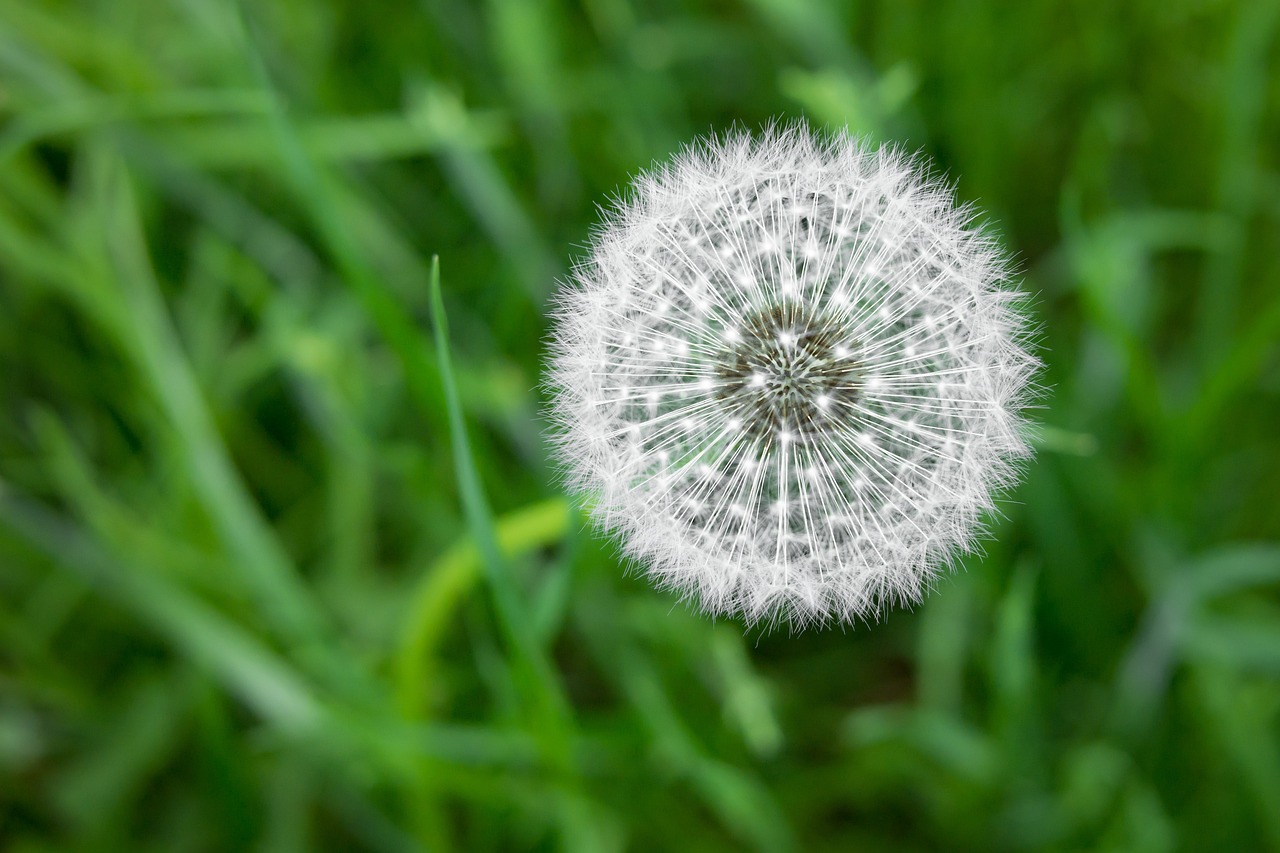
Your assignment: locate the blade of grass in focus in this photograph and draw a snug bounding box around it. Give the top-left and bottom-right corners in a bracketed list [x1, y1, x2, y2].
[429, 255, 603, 848]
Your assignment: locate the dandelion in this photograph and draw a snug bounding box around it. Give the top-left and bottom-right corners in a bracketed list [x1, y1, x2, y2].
[546, 125, 1037, 627]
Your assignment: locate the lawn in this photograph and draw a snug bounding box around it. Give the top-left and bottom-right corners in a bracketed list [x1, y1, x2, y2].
[1, 1, 1278, 850]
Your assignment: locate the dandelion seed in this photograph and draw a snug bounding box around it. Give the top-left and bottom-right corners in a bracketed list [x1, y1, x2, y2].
[546, 124, 1038, 628]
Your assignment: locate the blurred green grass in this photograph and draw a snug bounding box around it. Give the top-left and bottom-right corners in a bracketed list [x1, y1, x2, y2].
[1, 0, 1278, 850]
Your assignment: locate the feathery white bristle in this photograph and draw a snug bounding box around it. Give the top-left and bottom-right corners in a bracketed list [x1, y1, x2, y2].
[546, 124, 1038, 628]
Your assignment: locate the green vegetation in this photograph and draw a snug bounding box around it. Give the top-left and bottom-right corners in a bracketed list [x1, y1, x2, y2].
[2, 1, 1278, 850]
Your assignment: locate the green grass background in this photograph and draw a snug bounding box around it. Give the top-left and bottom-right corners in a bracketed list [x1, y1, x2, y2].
[2, 1, 1279, 850]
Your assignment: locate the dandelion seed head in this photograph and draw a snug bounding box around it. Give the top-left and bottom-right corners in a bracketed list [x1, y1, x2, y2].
[547, 124, 1038, 628]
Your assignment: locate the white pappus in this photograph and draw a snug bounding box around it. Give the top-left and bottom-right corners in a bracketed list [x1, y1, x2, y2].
[546, 124, 1038, 628]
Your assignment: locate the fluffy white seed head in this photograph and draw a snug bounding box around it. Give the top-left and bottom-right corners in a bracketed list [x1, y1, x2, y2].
[546, 125, 1038, 628]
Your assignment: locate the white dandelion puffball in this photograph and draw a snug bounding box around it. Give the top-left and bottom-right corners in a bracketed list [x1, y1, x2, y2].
[547, 126, 1037, 627]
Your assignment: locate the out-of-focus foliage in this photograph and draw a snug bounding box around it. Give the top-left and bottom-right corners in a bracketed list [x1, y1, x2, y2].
[0, 1, 1277, 850]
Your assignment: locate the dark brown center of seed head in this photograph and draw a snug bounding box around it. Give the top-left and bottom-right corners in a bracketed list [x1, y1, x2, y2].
[715, 302, 861, 440]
